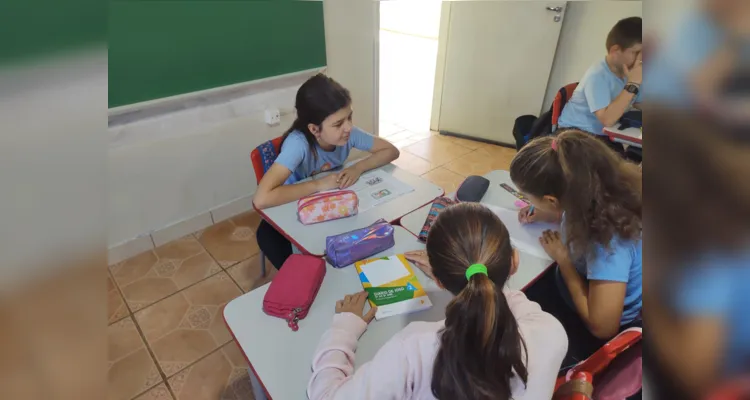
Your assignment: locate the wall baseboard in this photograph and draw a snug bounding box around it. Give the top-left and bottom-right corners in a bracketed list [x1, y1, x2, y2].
[108, 195, 255, 265]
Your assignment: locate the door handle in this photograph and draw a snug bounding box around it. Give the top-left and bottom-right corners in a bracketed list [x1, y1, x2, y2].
[546, 6, 563, 12]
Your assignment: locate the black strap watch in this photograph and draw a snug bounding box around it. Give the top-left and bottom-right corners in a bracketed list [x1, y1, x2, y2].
[625, 83, 640, 95]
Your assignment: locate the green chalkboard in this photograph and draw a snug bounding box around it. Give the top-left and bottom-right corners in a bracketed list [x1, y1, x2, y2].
[108, 1, 326, 108]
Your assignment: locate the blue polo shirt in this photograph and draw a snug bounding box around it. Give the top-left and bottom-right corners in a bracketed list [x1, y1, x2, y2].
[558, 58, 642, 135]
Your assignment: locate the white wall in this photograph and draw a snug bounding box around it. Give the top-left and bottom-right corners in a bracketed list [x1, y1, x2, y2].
[542, 1, 643, 113]
[323, 0, 379, 135]
[107, 72, 316, 263]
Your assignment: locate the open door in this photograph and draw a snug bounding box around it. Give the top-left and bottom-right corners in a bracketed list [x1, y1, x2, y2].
[433, 1, 567, 146]
[323, 0, 380, 135]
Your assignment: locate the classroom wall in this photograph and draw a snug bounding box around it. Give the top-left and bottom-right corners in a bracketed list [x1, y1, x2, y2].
[542, 1, 643, 113]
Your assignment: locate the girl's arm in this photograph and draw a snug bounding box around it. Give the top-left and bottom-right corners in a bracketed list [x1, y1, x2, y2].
[253, 164, 339, 209]
[541, 232, 629, 339]
[307, 313, 412, 400]
[349, 136, 399, 173]
[338, 135, 400, 188]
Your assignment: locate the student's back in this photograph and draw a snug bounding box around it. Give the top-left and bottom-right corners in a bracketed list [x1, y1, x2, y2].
[307, 204, 568, 399]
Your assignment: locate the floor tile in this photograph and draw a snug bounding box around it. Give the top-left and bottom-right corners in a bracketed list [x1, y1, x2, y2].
[421, 167, 467, 193]
[392, 137, 421, 149]
[133, 383, 174, 400]
[226, 254, 277, 293]
[443, 145, 516, 177]
[108, 317, 162, 400]
[391, 151, 435, 176]
[110, 237, 222, 312]
[441, 134, 485, 150]
[167, 341, 253, 400]
[378, 121, 404, 138]
[403, 136, 473, 166]
[382, 130, 414, 143]
[109, 274, 129, 324]
[134, 272, 242, 378]
[195, 212, 261, 268]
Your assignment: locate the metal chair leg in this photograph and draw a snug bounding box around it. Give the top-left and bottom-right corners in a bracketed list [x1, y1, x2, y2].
[260, 251, 266, 277]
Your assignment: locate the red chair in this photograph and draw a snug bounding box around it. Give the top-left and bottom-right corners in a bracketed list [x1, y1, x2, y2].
[551, 82, 579, 132]
[250, 136, 284, 276]
[554, 327, 643, 399]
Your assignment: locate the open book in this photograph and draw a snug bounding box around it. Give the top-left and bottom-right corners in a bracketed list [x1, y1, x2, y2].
[355, 255, 432, 320]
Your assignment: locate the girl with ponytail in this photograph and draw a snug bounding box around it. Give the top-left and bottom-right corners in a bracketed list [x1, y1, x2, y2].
[253, 74, 399, 268]
[307, 203, 567, 400]
[509, 129, 642, 367]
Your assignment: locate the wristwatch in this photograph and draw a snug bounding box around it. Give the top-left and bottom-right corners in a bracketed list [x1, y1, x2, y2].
[625, 83, 640, 95]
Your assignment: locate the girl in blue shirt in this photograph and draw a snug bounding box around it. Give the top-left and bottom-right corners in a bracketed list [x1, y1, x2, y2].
[509, 130, 642, 367]
[253, 74, 399, 268]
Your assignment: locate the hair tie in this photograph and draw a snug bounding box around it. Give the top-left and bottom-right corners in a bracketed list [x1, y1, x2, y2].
[551, 138, 558, 151]
[466, 264, 488, 280]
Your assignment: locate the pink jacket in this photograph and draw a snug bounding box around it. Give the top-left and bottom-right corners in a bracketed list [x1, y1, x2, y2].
[308, 290, 568, 399]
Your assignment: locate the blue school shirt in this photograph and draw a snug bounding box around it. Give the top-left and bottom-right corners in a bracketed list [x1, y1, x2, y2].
[556, 219, 643, 325]
[558, 58, 642, 135]
[672, 252, 750, 374]
[274, 127, 375, 184]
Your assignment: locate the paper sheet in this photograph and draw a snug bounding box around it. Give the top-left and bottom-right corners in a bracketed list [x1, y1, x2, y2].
[360, 257, 411, 287]
[486, 205, 559, 261]
[348, 170, 414, 212]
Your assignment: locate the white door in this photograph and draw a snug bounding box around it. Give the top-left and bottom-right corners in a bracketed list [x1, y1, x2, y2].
[434, 1, 567, 145]
[323, 0, 380, 135]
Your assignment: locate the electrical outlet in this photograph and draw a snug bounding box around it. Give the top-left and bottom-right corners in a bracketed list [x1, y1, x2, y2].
[264, 108, 280, 126]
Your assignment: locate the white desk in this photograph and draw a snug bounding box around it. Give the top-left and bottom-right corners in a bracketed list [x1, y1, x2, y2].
[224, 225, 554, 399]
[603, 125, 642, 148]
[256, 164, 444, 256]
[399, 170, 553, 291]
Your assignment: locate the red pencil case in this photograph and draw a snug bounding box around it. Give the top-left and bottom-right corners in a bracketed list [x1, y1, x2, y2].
[262, 254, 326, 331]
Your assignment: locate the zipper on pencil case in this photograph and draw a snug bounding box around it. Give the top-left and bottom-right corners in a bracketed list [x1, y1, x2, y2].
[297, 190, 356, 212]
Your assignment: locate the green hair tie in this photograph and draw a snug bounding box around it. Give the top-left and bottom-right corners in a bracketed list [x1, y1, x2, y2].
[465, 264, 488, 280]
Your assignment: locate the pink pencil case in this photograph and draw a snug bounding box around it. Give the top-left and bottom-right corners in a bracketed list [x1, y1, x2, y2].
[297, 190, 358, 225]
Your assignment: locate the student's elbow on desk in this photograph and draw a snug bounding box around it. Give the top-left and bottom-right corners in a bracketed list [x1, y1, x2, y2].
[594, 109, 619, 128]
[587, 320, 621, 340]
[252, 190, 274, 210]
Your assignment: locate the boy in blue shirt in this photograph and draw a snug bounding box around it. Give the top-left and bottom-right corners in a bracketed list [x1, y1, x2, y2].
[558, 17, 643, 154]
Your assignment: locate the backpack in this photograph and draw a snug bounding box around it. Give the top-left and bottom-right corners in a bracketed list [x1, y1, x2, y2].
[513, 82, 578, 150]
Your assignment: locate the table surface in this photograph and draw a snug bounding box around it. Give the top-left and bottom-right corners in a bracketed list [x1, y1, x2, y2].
[603, 125, 642, 147]
[399, 170, 553, 291]
[225, 225, 554, 399]
[257, 164, 444, 256]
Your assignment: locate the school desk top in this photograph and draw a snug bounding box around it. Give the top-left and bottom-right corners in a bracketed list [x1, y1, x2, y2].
[255, 163, 444, 256]
[223, 225, 554, 399]
[604, 125, 642, 148]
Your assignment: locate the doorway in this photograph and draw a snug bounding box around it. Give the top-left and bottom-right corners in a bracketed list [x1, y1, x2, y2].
[378, 1, 442, 146]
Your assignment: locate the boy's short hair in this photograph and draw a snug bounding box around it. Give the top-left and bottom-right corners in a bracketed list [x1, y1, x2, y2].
[606, 17, 642, 51]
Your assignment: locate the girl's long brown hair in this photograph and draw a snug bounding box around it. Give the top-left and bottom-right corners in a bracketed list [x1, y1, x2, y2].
[509, 130, 642, 259]
[427, 203, 528, 400]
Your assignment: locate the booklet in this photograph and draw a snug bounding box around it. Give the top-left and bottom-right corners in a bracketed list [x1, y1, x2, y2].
[354, 254, 433, 320]
[486, 204, 559, 261]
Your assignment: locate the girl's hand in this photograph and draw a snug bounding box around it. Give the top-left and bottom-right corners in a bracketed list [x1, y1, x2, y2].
[316, 173, 341, 192]
[539, 230, 571, 265]
[404, 250, 434, 280]
[518, 205, 559, 224]
[335, 291, 377, 323]
[337, 166, 362, 189]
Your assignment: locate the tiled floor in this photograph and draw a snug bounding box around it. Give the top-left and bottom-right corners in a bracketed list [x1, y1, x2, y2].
[107, 133, 513, 400]
[390, 129, 517, 193]
[108, 212, 274, 400]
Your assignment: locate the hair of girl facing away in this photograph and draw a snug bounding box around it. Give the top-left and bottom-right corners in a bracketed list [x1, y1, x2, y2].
[427, 203, 528, 400]
[509, 130, 642, 259]
[281, 73, 352, 160]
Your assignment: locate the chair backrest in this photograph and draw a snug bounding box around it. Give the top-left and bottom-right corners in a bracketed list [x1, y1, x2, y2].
[551, 82, 579, 131]
[250, 136, 284, 184]
[555, 327, 643, 395]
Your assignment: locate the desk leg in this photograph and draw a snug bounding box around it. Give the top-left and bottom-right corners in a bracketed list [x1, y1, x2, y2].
[248, 368, 268, 400]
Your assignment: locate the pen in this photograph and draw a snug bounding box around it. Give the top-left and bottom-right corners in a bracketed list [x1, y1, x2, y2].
[528, 205, 535, 216]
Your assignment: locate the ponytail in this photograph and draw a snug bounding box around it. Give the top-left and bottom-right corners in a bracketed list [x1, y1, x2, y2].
[432, 274, 528, 400]
[281, 73, 352, 161]
[426, 203, 528, 400]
